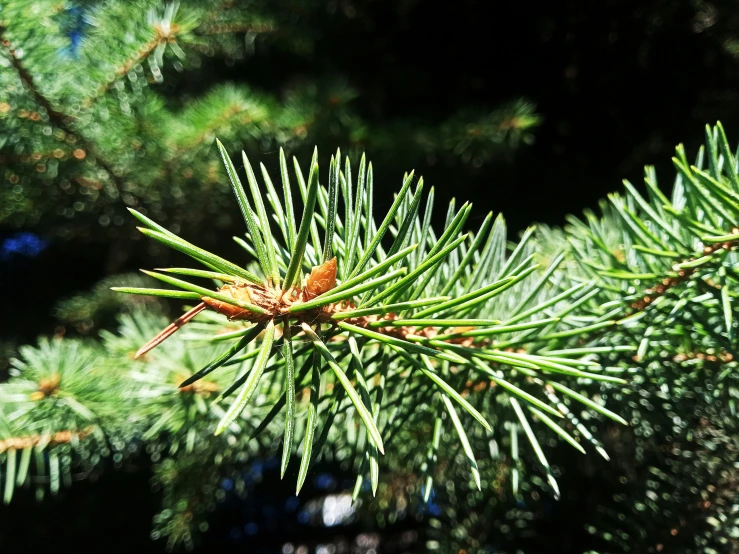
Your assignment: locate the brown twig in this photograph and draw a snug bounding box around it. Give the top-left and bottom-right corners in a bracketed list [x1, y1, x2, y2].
[630, 228, 739, 311]
[0, 26, 125, 193]
[0, 428, 93, 453]
[81, 35, 162, 107]
[195, 22, 275, 36]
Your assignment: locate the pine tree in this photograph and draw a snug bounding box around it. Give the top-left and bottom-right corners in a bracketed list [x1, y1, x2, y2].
[1, 3, 540, 548]
[0, 134, 626, 547]
[3, 121, 739, 550]
[3, 2, 739, 552]
[0, 0, 538, 270]
[539, 123, 739, 553]
[408, 123, 739, 553]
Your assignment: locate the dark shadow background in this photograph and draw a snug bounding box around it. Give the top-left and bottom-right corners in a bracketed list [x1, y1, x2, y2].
[2, 0, 739, 551]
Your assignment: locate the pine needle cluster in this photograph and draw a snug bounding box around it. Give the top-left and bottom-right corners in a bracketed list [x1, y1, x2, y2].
[2, 2, 739, 551]
[3, 117, 739, 549]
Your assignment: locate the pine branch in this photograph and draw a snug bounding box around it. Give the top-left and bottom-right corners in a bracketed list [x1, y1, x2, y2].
[81, 34, 162, 107]
[0, 428, 93, 453]
[0, 26, 125, 194]
[195, 22, 275, 35]
[630, 228, 739, 311]
[105, 144, 632, 511]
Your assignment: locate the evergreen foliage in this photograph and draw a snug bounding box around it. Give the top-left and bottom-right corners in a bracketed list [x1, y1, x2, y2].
[2, 122, 738, 549]
[0, 140, 628, 547]
[542, 123, 739, 553]
[412, 123, 739, 553]
[0, 0, 537, 257]
[54, 272, 166, 334]
[2, 2, 739, 550]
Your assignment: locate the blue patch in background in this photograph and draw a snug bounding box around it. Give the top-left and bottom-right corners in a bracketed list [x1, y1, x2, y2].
[58, 5, 89, 59]
[0, 232, 48, 261]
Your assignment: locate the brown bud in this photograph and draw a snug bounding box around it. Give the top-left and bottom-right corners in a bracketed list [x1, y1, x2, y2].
[304, 258, 337, 299]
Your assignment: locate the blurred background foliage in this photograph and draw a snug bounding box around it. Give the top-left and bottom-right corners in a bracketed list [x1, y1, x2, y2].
[4, 0, 739, 553]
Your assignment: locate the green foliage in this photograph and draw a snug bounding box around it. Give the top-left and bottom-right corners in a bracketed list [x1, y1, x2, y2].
[533, 122, 739, 553]
[0, 0, 538, 255]
[3, 92, 739, 549]
[54, 272, 166, 334]
[361, 122, 739, 554]
[0, 338, 131, 503]
[0, 140, 632, 547]
[118, 144, 634, 496]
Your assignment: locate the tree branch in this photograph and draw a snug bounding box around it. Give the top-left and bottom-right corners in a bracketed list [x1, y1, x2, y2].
[0, 26, 125, 194]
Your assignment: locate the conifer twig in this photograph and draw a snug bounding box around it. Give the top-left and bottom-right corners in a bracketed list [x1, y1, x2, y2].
[0, 26, 125, 193]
